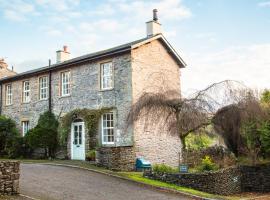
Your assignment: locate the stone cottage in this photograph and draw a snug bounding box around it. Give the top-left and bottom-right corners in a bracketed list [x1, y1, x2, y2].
[0, 11, 186, 170]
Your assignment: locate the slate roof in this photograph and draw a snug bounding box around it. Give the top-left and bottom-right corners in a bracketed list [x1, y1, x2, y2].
[0, 34, 186, 83]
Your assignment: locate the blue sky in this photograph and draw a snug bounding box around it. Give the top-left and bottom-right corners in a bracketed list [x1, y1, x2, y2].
[0, 0, 270, 94]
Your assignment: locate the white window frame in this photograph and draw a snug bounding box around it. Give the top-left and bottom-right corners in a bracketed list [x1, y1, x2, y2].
[39, 76, 48, 100]
[22, 121, 30, 136]
[101, 112, 115, 144]
[61, 71, 71, 96]
[101, 62, 113, 90]
[22, 81, 30, 103]
[5, 84, 12, 105]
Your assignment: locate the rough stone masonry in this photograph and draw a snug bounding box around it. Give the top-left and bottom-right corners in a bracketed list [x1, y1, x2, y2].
[0, 161, 20, 195]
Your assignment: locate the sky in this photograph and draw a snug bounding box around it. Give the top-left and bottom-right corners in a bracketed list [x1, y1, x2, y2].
[0, 0, 270, 95]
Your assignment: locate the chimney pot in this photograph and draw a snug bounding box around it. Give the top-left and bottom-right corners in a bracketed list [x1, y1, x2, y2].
[153, 9, 158, 21]
[63, 45, 68, 52]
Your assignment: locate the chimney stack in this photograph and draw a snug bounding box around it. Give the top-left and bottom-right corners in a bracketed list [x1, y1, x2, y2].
[56, 46, 70, 63]
[146, 9, 162, 37]
[0, 58, 8, 69]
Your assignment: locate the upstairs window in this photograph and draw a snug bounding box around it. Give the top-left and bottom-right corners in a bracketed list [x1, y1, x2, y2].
[5, 84, 12, 105]
[22, 81, 30, 103]
[39, 76, 48, 100]
[102, 112, 114, 144]
[22, 121, 30, 136]
[61, 71, 71, 96]
[101, 62, 113, 90]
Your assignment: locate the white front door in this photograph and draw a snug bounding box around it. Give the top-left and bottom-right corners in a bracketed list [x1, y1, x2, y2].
[71, 122, 85, 160]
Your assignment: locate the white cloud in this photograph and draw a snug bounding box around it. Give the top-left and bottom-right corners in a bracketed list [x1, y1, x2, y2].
[181, 44, 270, 95]
[258, 1, 270, 7]
[1, 0, 36, 21]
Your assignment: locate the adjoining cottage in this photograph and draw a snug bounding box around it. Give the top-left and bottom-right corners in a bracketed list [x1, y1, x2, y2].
[0, 10, 186, 170]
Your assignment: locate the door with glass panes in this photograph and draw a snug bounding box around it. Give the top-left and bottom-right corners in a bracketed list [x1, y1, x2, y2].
[71, 122, 85, 160]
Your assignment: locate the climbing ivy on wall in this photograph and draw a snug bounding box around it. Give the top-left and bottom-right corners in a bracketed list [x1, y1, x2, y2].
[58, 108, 112, 148]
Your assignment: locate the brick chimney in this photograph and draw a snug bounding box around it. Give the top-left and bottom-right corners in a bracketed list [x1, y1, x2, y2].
[146, 9, 162, 37]
[56, 45, 70, 63]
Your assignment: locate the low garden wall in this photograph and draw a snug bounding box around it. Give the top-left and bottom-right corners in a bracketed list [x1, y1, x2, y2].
[240, 164, 270, 192]
[0, 161, 20, 195]
[144, 167, 241, 195]
[183, 146, 236, 168]
[144, 164, 270, 195]
[96, 146, 135, 171]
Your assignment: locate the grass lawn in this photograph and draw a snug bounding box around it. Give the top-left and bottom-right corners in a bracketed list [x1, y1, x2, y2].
[1, 158, 270, 200]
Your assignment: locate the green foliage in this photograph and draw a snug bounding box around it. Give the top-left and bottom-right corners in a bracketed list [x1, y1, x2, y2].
[259, 121, 270, 154]
[0, 115, 19, 156]
[86, 150, 96, 161]
[26, 111, 59, 158]
[59, 108, 112, 147]
[186, 132, 215, 150]
[152, 164, 178, 173]
[7, 136, 32, 158]
[261, 89, 270, 104]
[197, 156, 218, 172]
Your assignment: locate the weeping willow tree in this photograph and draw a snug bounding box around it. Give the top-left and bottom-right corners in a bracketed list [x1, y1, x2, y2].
[126, 80, 243, 158]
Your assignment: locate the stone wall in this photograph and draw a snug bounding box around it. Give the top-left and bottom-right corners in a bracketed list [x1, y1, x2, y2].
[183, 146, 236, 168]
[96, 146, 135, 171]
[144, 167, 241, 195]
[131, 39, 182, 168]
[144, 164, 270, 195]
[240, 164, 270, 192]
[1, 53, 133, 147]
[0, 161, 20, 195]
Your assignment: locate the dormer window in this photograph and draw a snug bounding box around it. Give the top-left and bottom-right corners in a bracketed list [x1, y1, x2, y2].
[101, 62, 113, 90]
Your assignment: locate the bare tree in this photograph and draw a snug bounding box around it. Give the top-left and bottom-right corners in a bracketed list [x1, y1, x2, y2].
[126, 80, 242, 159]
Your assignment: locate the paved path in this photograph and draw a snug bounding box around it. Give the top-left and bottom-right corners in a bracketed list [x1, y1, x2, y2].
[20, 164, 193, 200]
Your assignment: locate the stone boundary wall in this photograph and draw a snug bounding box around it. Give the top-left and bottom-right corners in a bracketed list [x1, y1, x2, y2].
[144, 164, 270, 195]
[0, 161, 20, 195]
[183, 146, 236, 168]
[144, 167, 241, 195]
[96, 146, 135, 171]
[240, 164, 270, 192]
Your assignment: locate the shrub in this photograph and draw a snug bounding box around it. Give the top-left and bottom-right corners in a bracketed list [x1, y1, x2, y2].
[26, 111, 59, 158]
[197, 156, 218, 172]
[152, 164, 177, 173]
[7, 136, 32, 158]
[0, 116, 19, 156]
[86, 150, 96, 161]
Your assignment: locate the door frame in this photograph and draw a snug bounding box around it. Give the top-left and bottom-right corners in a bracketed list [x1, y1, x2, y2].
[71, 121, 85, 160]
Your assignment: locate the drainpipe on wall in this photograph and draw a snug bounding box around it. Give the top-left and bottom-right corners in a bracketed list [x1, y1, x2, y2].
[48, 59, 52, 113]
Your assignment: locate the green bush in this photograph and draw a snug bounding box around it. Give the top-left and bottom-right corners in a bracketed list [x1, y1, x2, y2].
[197, 156, 218, 172]
[86, 150, 96, 161]
[0, 115, 19, 156]
[26, 111, 59, 158]
[7, 136, 32, 158]
[186, 132, 215, 150]
[152, 164, 178, 173]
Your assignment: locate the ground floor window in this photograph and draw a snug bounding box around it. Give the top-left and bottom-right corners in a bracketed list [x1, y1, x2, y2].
[22, 121, 30, 136]
[102, 112, 114, 144]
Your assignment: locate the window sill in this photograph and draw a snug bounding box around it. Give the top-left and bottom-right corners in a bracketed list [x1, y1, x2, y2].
[59, 94, 71, 99]
[100, 88, 114, 92]
[38, 98, 48, 102]
[21, 102, 31, 104]
[4, 104, 13, 107]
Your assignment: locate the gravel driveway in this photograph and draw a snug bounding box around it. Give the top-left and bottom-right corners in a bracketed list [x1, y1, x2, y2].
[20, 164, 193, 200]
